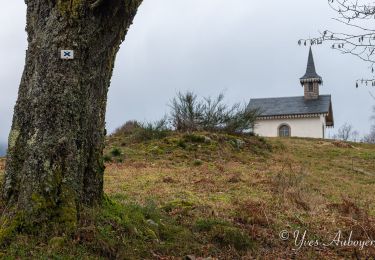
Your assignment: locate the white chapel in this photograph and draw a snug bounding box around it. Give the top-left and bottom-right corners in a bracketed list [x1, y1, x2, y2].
[248, 48, 334, 138]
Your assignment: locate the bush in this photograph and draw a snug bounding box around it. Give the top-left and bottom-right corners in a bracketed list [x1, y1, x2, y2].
[183, 134, 206, 143]
[176, 139, 187, 149]
[194, 219, 228, 232]
[110, 147, 122, 157]
[194, 218, 253, 250]
[192, 159, 203, 166]
[114, 118, 172, 143]
[169, 91, 202, 132]
[113, 91, 260, 139]
[211, 226, 253, 250]
[112, 120, 141, 136]
[169, 91, 259, 134]
[103, 155, 112, 163]
[132, 118, 170, 142]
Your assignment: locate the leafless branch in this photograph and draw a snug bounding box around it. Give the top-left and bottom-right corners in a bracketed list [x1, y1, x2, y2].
[299, 0, 375, 87]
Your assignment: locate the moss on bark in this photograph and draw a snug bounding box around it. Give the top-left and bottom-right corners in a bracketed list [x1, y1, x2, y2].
[2, 0, 143, 240]
[57, 0, 83, 18]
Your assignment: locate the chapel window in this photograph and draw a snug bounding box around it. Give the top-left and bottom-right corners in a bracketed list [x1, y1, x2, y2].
[279, 124, 291, 137]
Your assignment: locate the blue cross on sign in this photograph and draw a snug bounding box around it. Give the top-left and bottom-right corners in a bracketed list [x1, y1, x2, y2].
[60, 50, 74, 60]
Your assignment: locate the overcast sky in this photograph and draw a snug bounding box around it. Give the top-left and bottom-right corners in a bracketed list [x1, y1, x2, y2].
[0, 0, 374, 145]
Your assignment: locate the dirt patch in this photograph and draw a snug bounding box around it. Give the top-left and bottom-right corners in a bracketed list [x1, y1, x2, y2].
[332, 141, 353, 148]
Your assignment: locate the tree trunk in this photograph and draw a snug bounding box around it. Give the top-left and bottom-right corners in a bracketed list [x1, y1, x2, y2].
[2, 0, 142, 232]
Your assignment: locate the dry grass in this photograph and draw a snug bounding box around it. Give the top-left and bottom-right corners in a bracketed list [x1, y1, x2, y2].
[102, 135, 375, 259]
[0, 134, 374, 258]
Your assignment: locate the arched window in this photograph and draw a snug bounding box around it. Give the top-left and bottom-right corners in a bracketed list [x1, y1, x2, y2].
[279, 124, 291, 137]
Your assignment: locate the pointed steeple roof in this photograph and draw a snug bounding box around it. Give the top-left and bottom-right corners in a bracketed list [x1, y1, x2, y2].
[300, 47, 322, 84]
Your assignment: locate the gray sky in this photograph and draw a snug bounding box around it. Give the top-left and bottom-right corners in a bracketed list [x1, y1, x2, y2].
[0, 0, 374, 144]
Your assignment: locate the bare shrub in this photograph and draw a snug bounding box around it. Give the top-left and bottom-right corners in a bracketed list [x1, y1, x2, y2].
[169, 91, 259, 134]
[169, 91, 204, 132]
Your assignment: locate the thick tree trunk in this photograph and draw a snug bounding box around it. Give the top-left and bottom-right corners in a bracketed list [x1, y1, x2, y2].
[3, 0, 142, 231]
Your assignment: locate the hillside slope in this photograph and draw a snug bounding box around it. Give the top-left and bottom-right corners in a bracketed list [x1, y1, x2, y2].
[0, 132, 374, 259]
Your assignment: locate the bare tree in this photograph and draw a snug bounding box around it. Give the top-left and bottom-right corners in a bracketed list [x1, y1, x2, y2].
[300, 0, 375, 86]
[333, 122, 357, 141]
[363, 126, 375, 143]
[352, 130, 360, 142]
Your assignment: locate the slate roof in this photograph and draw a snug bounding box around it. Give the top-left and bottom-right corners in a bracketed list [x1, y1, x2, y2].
[247, 95, 332, 117]
[300, 47, 322, 82]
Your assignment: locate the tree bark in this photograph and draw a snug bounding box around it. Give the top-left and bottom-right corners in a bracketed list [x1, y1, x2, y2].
[3, 0, 142, 231]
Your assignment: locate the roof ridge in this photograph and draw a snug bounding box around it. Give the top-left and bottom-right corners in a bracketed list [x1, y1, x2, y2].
[250, 94, 331, 101]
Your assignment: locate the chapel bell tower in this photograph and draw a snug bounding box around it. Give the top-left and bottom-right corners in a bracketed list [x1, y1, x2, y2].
[300, 47, 322, 100]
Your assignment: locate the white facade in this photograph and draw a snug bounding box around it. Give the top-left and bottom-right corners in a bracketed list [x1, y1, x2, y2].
[253, 115, 327, 138]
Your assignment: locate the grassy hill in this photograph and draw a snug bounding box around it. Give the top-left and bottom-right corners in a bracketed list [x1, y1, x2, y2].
[0, 131, 374, 259]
